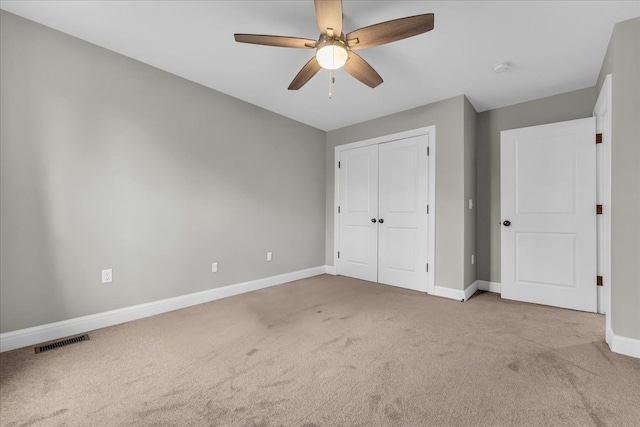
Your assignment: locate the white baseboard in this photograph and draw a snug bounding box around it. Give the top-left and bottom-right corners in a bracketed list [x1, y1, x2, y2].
[324, 265, 337, 275]
[432, 280, 499, 302]
[607, 328, 640, 359]
[0, 266, 327, 353]
[464, 281, 479, 301]
[477, 280, 501, 293]
[432, 286, 466, 301]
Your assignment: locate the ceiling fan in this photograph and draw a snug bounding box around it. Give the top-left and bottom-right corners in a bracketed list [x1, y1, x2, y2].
[234, 0, 434, 91]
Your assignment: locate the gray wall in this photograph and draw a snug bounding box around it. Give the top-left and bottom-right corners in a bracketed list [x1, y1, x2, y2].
[325, 96, 468, 290]
[596, 17, 640, 341]
[463, 97, 477, 288]
[476, 87, 597, 283]
[0, 12, 326, 333]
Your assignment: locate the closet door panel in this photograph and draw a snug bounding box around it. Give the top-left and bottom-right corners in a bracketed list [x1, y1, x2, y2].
[378, 136, 428, 291]
[337, 145, 379, 282]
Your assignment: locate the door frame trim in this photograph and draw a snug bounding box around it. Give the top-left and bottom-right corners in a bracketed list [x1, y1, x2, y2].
[333, 126, 436, 294]
[593, 74, 612, 336]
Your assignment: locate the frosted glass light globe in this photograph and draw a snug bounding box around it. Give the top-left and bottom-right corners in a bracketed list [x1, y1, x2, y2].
[316, 44, 348, 70]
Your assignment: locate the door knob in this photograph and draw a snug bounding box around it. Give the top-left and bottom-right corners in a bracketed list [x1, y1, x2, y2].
[503, 220, 511, 227]
[378, 218, 384, 224]
[371, 218, 377, 223]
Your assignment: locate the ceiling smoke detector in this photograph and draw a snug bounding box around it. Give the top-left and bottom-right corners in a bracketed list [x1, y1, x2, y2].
[493, 61, 512, 73]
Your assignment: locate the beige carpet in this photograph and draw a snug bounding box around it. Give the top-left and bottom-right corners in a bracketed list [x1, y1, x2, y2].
[1, 275, 639, 426]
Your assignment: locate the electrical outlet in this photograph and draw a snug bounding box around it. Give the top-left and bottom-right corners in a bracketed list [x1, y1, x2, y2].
[101, 269, 112, 284]
[212, 262, 218, 273]
[267, 252, 273, 262]
[471, 254, 475, 265]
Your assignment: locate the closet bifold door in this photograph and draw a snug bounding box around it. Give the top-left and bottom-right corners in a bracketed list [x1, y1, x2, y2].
[378, 136, 429, 291]
[337, 145, 379, 282]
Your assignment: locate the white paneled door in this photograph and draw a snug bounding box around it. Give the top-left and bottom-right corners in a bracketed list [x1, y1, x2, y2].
[501, 118, 597, 312]
[338, 135, 429, 291]
[378, 137, 428, 291]
[338, 144, 379, 282]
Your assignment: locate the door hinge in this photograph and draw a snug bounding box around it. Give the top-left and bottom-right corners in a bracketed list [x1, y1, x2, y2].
[426, 263, 429, 272]
[338, 161, 341, 168]
[426, 205, 429, 214]
[597, 275, 603, 287]
[337, 251, 340, 259]
[338, 206, 341, 214]
[596, 204, 603, 215]
[596, 133, 603, 144]
[427, 146, 430, 156]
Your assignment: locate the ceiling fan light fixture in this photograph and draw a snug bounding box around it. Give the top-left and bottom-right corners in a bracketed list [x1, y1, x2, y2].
[315, 37, 348, 70]
[234, 1, 435, 90]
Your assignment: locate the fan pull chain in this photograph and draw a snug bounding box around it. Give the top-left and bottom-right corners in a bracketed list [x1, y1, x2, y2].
[329, 72, 336, 99]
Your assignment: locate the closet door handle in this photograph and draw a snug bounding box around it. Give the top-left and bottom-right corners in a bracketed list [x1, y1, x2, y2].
[378, 218, 384, 224]
[371, 218, 377, 223]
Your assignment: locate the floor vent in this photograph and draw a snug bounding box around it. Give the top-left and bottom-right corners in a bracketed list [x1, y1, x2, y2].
[35, 334, 90, 354]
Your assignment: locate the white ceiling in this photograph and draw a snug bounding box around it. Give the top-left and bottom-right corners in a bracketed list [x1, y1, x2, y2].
[1, 1, 639, 131]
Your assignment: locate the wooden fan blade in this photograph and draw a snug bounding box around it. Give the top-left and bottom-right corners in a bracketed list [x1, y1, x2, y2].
[234, 34, 316, 49]
[314, 0, 343, 36]
[288, 57, 322, 90]
[342, 51, 383, 88]
[346, 13, 434, 50]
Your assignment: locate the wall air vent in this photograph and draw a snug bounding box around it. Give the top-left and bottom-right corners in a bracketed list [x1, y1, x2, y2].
[35, 334, 90, 354]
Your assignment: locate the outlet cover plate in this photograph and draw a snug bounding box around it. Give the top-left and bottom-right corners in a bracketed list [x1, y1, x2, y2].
[101, 269, 112, 283]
